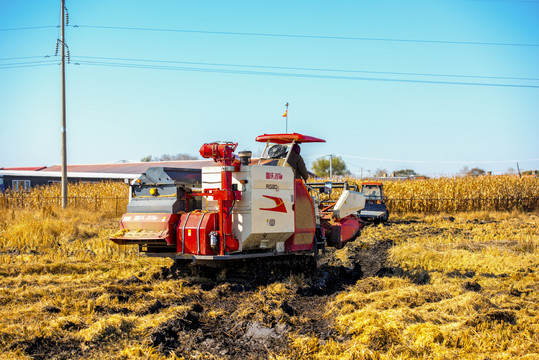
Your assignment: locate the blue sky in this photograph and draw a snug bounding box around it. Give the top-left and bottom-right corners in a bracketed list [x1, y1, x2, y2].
[1, 0, 538, 177]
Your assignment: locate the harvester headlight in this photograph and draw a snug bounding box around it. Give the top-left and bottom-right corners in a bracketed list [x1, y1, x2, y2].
[150, 188, 158, 196]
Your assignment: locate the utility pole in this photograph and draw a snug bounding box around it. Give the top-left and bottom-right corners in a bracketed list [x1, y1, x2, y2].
[60, 0, 68, 208]
[329, 154, 333, 178]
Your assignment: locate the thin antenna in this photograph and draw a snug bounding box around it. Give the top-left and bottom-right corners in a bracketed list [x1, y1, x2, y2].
[283, 102, 289, 133]
[61, 0, 68, 208]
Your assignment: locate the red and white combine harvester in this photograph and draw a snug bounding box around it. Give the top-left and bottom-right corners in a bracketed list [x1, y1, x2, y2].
[110, 133, 366, 269]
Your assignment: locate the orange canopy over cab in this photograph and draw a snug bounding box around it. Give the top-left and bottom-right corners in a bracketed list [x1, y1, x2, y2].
[255, 133, 326, 144]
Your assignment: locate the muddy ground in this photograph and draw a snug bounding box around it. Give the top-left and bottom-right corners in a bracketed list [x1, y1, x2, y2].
[8, 224, 395, 360]
[148, 237, 395, 359]
[14, 232, 392, 359]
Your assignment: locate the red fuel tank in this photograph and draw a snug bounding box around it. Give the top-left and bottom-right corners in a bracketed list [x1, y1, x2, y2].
[177, 211, 219, 255]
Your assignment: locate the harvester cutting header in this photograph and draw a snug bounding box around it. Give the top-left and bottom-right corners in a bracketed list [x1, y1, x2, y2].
[111, 133, 367, 266]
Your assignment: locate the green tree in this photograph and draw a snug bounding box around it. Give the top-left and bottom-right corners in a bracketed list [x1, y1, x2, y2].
[311, 156, 350, 177]
[468, 167, 486, 177]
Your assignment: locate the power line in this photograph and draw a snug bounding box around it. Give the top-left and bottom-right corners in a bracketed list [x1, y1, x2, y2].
[0, 60, 58, 67]
[72, 55, 539, 82]
[73, 59, 539, 88]
[0, 25, 58, 32]
[339, 154, 539, 164]
[0, 63, 58, 70]
[0, 55, 54, 61]
[2, 23, 537, 48]
[2, 54, 537, 88]
[72, 24, 539, 48]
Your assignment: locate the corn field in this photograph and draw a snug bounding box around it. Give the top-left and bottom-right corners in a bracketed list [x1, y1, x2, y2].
[0, 182, 129, 216]
[380, 175, 539, 213]
[323, 175, 539, 213]
[0, 175, 538, 214]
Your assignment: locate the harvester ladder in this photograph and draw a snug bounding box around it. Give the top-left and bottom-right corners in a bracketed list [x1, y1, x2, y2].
[314, 228, 326, 258]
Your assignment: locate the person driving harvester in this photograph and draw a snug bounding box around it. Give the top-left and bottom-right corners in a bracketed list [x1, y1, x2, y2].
[287, 143, 309, 181]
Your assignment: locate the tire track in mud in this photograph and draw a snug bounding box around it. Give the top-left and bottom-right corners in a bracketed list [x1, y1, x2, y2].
[146, 238, 395, 358]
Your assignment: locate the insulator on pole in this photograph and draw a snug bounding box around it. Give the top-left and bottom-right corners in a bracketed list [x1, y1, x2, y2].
[55, 40, 59, 56]
[66, 48, 70, 63]
[65, 7, 69, 25]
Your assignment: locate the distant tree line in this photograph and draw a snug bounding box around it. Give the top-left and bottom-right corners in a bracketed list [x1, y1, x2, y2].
[392, 169, 418, 177]
[140, 153, 199, 162]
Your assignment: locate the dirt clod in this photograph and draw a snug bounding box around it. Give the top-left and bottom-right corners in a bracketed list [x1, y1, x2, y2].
[10, 337, 82, 360]
[149, 310, 200, 351]
[139, 299, 166, 315]
[43, 305, 61, 313]
[463, 280, 482, 292]
[118, 275, 143, 285]
[465, 309, 516, 326]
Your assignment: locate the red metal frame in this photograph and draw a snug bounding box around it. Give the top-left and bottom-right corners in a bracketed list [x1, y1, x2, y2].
[197, 142, 241, 255]
[336, 215, 363, 243]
